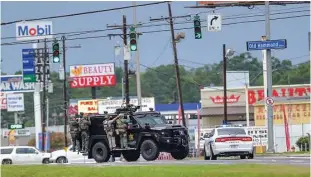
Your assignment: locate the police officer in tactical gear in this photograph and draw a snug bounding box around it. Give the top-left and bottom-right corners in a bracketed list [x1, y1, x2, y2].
[79, 114, 91, 153]
[103, 114, 123, 149]
[69, 115, 80, 152]
[115, 114, 130, 148]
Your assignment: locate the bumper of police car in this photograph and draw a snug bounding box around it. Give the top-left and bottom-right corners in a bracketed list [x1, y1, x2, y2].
[212, 141, 254, 156]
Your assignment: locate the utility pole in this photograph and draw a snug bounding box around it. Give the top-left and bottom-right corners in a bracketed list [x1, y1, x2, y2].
[62, 36, 68, 147]
[265, 1, 275, 153]
[167, 2, 186, 127]
[222, 44, 228, 124]
[41, 38, 47, 152]
[133, 1, 142, 111]
[123, 15, 130, 105]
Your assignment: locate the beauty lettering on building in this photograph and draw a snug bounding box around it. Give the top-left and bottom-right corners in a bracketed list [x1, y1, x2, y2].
[204, 84, 310, 106]
[248, 85, 310, 105]
[254, 103, 310, 126]
[69, 63, 116, 88]
[78, 100, 99, 114]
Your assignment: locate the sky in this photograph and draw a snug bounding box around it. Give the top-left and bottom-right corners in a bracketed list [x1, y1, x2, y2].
[1, 1, 310, 75]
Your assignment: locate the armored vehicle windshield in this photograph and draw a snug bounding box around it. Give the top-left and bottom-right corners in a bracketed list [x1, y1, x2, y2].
[133, 112, 167, 127]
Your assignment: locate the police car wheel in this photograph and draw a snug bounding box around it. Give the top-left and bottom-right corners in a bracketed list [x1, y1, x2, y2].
[140, 139, 159, 161]
[171, 148, 189, 160]
[122, 150, 140, 162]
[92, 142, 110, 163]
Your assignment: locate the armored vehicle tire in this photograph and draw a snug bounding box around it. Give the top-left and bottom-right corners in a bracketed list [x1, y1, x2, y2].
[92, 142, 110, 163]
[122, 150, 140, 162]
[171, 147, 189, 160]
[140, 139, 159, 161]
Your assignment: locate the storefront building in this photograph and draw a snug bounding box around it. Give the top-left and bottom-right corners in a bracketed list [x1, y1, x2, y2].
[200, 84, 310, 128]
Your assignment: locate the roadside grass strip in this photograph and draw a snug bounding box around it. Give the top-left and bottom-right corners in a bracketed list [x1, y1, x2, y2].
[2, 164, 310, 177]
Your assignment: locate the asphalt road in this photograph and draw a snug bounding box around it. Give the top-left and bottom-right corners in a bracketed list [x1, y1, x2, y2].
[60, 156, 310, 167]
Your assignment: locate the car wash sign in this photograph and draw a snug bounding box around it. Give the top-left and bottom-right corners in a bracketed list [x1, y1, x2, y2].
[16, 21, 53, 41]
[1, 75, 36, 93]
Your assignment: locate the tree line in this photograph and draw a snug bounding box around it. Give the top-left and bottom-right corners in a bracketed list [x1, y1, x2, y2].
[1, 52, 310, 127]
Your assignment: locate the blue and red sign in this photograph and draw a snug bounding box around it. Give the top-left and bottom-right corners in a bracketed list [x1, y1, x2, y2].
[16, 21, 53, 41]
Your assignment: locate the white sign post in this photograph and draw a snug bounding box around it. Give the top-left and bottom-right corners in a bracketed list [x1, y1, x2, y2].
[207, 14, 222, 32]
[6, 93, 25, 112]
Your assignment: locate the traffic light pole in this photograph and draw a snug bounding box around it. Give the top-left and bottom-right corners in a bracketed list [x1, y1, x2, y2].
[62, 36, 68, 148]
[123, 15, 130, 106]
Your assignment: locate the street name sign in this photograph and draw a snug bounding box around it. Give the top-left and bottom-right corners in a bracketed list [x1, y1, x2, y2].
[246, 39, 287, 51]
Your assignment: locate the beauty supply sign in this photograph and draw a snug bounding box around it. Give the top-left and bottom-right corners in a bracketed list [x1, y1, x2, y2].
[69, 63, 116, 88]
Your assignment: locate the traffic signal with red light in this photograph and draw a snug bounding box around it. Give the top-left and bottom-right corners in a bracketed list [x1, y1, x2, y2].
[129, 26, 137, 51]
[52, 42, 60, 63]
[194, 15, 202, 39]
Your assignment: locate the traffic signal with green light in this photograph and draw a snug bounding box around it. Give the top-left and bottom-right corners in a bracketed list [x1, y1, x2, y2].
[52, 42, 60, 63]
[194, 15, 202, 39]
[129, 26, 137, 51]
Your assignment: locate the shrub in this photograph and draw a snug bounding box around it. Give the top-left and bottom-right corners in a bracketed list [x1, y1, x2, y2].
[295, 136, 310, 151]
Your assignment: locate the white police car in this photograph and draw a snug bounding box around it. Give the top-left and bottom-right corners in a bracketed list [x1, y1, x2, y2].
[203, 125, 254, 160]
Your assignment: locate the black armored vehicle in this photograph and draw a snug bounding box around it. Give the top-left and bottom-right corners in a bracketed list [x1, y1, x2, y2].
[87, 105, 189, 163]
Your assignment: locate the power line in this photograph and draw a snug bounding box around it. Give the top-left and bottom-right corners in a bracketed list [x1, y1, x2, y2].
[2, 7, 309, 41]
[1, 13, 310, 46]
[1, 1, 168, 26]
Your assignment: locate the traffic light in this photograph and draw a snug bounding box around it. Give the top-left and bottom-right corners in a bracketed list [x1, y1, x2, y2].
[129, 26, 137, 51]
[52, 42, 60, 63]
[194, 15, 202, 39]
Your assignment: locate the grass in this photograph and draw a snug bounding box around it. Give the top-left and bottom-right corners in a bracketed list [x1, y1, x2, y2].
[2, 164, 310, 177]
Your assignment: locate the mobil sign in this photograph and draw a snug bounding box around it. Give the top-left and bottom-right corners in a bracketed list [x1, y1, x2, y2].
[16, 21, 53, 41]
[69, 63, 116, 88]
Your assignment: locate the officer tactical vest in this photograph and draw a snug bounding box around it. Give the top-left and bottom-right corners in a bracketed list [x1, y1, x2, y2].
[116, 118, 127, 130]
[80, 119, 89, 130]
[70, 121, 79, 133]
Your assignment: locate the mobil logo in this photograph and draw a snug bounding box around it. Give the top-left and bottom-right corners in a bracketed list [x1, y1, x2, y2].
[16, 21, 53, 41]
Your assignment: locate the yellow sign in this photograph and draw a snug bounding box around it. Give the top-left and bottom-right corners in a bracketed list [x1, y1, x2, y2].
[8, 130, 16, 145]
[78, 100, 98, 114]
[254, 103, 310, 126]
[64, 147, 68, 152]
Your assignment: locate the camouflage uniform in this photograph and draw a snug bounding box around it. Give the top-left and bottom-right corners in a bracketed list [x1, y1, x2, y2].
[103, 115, 119, 149]
[79, 116, 91, 152]
[69, 117, 80, 152]
[116, 115, 129, 148]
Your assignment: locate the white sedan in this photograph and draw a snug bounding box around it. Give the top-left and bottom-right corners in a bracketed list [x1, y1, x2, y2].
[50, 145, 93, 163]
[0, 146, 51, 165]
[203, 126, 254, 160]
